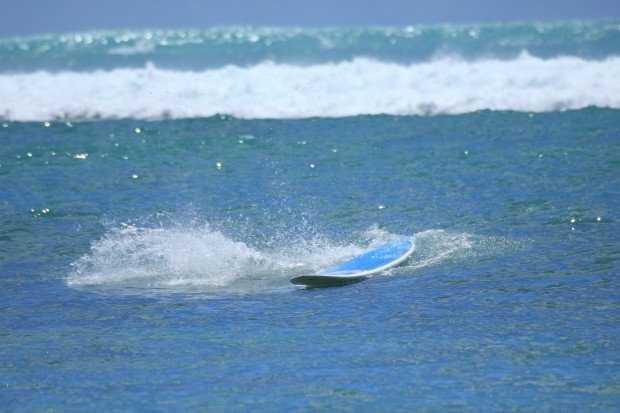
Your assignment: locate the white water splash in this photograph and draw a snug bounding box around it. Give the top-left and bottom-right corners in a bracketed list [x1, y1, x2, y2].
[68, 222, 363, 289]
[398, 230, 474, 273]
[67, 222, 505, 292]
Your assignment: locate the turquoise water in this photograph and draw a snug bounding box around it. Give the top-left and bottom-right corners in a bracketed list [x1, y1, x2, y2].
[2, 21, 619, 71]
[1, 21, 619, 411]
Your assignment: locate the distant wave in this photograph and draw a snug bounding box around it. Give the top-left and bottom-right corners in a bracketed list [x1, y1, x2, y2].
[1, 21, 618, 71]
[2, 54, 619, 121]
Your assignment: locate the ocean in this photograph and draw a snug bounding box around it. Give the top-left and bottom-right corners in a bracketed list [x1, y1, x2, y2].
[1, 21, 619, 411]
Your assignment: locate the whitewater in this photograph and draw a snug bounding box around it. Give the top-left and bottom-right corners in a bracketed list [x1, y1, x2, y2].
[1, 53, 619, 121]
[66, 220, 488, 293]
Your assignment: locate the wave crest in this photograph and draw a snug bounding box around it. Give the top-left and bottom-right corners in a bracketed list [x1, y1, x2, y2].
[2, 54, 619, 121]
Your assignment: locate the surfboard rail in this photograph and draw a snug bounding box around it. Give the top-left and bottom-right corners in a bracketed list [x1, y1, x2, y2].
[290, 274, 367, 287]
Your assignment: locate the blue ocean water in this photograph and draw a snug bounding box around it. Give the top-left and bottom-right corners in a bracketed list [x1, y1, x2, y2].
[1, 21, 619, 411]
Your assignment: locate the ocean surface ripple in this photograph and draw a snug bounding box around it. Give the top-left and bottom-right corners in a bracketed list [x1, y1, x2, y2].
[1, 20, 618, 411]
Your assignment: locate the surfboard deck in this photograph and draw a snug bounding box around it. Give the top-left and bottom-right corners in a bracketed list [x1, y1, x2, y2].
[290, 239, 414, 287]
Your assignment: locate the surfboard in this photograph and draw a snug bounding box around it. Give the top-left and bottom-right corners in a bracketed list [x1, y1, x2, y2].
[290, 239, 415, 287]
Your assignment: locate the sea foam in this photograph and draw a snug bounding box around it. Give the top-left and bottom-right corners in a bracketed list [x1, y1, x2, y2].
[67, 222, 486, 292]
[2, 53, 619, 121]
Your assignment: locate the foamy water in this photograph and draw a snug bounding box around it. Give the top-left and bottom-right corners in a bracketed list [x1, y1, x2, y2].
[67, 223, 491, 291]
[2, 54, 619, 121]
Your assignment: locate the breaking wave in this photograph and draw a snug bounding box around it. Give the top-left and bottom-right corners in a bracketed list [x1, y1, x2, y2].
[2, 53, 619, 121]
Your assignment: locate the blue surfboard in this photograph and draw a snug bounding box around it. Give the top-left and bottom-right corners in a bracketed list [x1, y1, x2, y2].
[290, 239, 415, 287]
